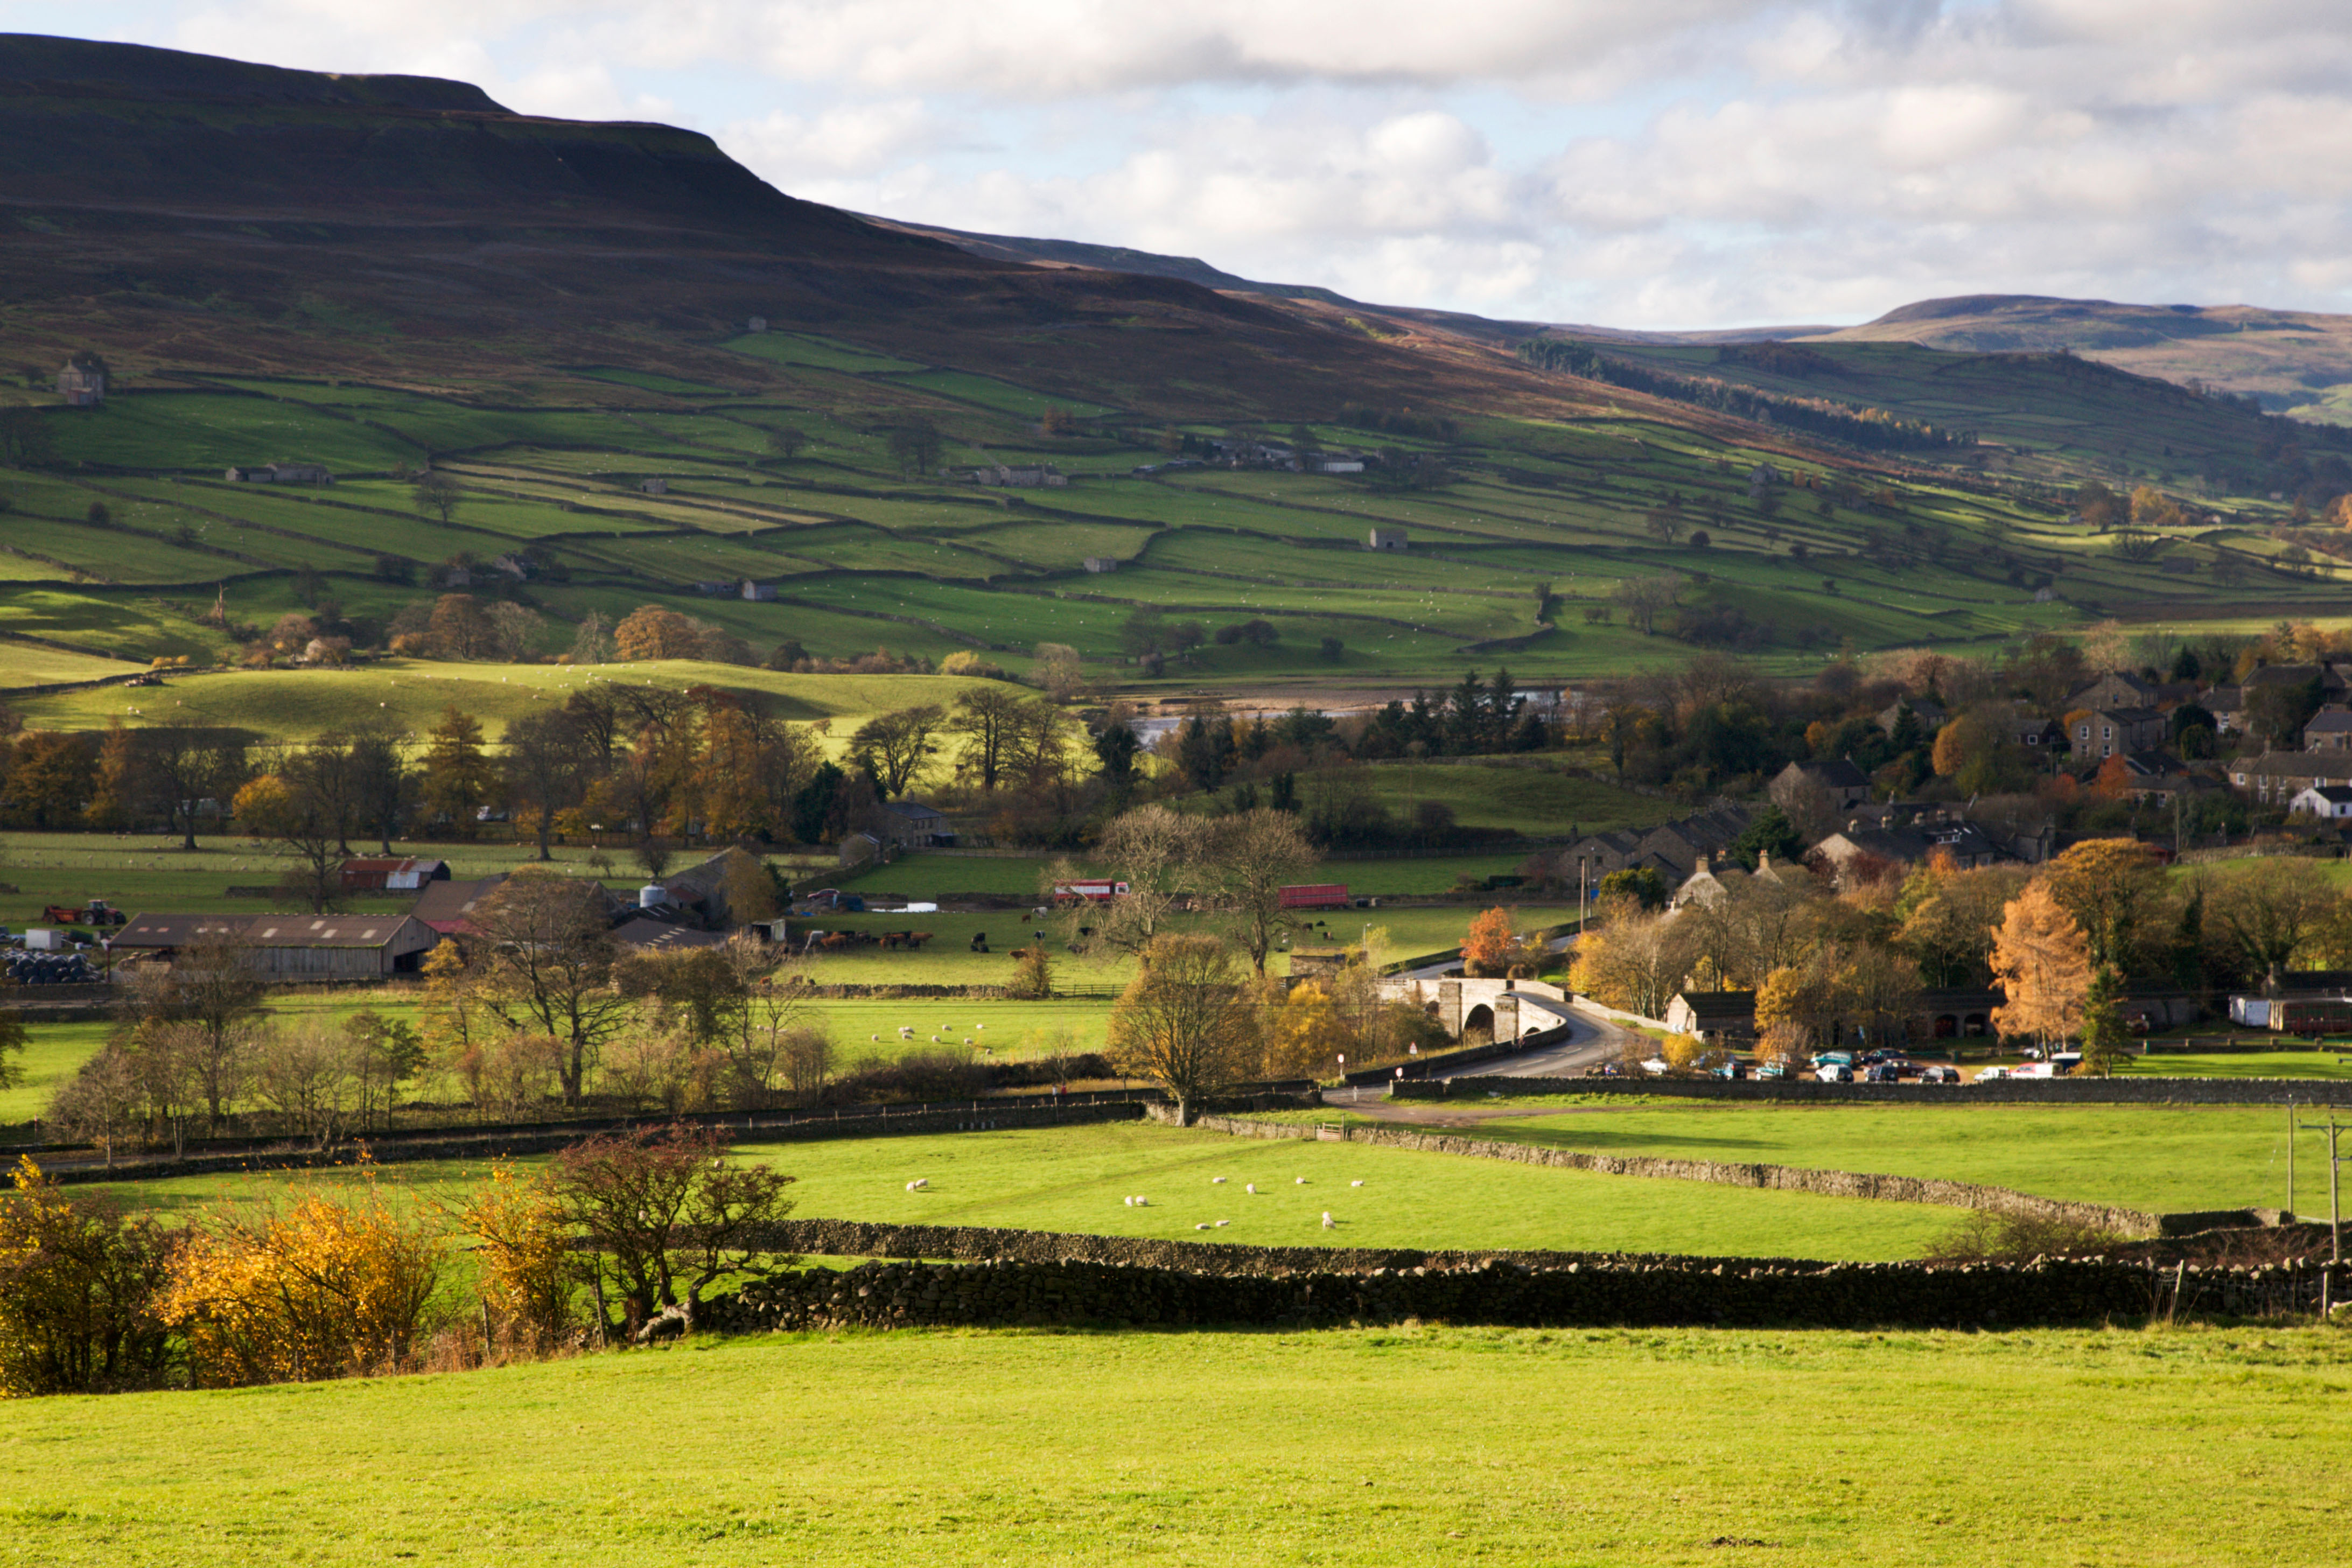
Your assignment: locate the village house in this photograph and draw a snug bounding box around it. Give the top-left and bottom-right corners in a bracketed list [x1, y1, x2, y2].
[878, 800, 955, 849]
[2230, 752, 2352, 805]
[2070, 706, 2167, 759]
[2304, 706, 2352, 752]
[1770, 757, 1872, 814]
[2066, 671, 2160, 712]
[2289, 784, 2352, 821]
[1875, 697, 1947, 738]
[1812, 811, 2013, 879]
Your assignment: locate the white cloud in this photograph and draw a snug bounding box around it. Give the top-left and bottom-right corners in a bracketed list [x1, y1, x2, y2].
[35, 0, 2352, 323]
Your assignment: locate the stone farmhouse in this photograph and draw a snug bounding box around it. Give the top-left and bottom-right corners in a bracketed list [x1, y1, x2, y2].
[225, 462, 332, 485]
[57, 353, 106, 406]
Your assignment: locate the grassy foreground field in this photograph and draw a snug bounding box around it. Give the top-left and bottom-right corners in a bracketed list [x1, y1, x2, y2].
[2, 1324, 2346, 1566]
[1466, 1104, 2308, 1216]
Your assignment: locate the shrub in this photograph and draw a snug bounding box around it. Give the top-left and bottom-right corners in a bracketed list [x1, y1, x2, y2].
[939, 650, 1006, 679]
[1922, 1209, 2130, 1263]
[456, 1161, 578, 1354]
[160, 1176, 450, 1385]
[0, 1158, 176, 1396]
[1006, 944, 1053, 1000]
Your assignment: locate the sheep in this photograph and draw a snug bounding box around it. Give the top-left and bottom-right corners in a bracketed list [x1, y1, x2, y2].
[1123, 1196, 1135, 1207]
[1295, 1177, 1308, 1185]
[1215, 1219, 1231, 1228]
[1350, 1179, 1364, 1187]
[1321, 1212, 1335, 1229]
[1134, 1196, 1149, 1207]
[905, 1179, 928, 1192]
[930, 1035, 942, 1044]
[871, 1034, 880, 1042]
[1194, 1222, 1210, 1231]
[1245, 1183, 1258, 1194]
[1211, 1176, 1228, 1185]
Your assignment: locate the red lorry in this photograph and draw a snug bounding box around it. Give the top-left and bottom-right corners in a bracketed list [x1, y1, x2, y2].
[1278, 883, 1350, 910]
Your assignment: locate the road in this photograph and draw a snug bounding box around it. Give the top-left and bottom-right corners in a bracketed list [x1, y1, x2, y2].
[1440, 999, 1623, 1080]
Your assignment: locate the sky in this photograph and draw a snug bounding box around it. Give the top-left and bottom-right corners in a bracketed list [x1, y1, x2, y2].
[13, 1, 2352, 328]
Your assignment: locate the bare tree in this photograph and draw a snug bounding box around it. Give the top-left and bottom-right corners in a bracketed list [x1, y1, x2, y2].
[2203, 859, 2346, 988]
[467, 870, 632, 1107]
[125, 717, 251, 851]
[117, 926, 263, 1132]
[1203, 808, 1321, 975]
[1060, 804, 1207, 958]
[412, 471, 464, 526]
[346, 721, 412, 855]
[1106, 935, 1260, 1123]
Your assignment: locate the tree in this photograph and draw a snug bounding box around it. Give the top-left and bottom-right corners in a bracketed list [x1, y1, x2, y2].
[502, 709, 594, 861]
[4, 731, 95, 829]
[0, 1006, 22, 1094]
[848, 704, 944, 799]
[2077, 965, 2129, 1075]
[1107, 935, 1259, 1123]
[1066, 804, 1208, 957]
[1989, 883, 2091, 1048]
[233, 749, 345, 914]
[613, 605, 701, 662]
[1091, 720, 1140, 792]
[110, 716, 251, 850]
[1896, 864, 2028, 988]
[412, 471, 464, 526]
[2203, 859, 2344, 988]
[426, 594, 495, 660]
[948, 687, 1025, 792]
[885, 420, 942, 476]
[116, 926, 263, 1132]
[1728, 805, 1804, 870]
[467, 870, 633, 1107]
[421, 705, 495, 835]
[554, 1123, 796, 1338]
[1596, 867, 1667, 910]
[569, 610, 615, 664]
[2041, 839, 2164, 973]
[1613, 572, 1686, 635]
[1568, 900, 1698, 1019]
[1462, 907, 1522, 978]
[346, 722, 411, 855]
[1203, 808, 1320, 975]
[1034, 642, 1084, 702]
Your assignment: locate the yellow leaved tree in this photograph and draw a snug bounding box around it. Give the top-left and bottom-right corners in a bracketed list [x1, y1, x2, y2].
[1989, 883, 2091, 1048]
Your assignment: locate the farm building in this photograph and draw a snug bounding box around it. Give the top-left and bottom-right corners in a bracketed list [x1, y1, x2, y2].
[57, 353, 106, 406]
[879, 801, 955, 848]
[641, 477, 669, 495]
[1366, 528, 1406, 551]
[1770, 758, 1871, 813]
[224, 463, 332, 484]
[613, 913, 732, 951]
[646, 846, 773, 928]
[1663, 990, 1758, 1042]
[1083, 557, 1117, 573]
[338, 856, 449, 892]
[110, 913, 439, 977]
[745, 316, 768, 332]
[409, 874, 509, 936]
[740, 579, 777, 601]
[965, 464, 1067, 488]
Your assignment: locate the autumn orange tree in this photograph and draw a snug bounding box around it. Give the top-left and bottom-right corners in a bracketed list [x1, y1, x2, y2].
[2042, 838, 2165, 971]
[1462, 907, 1520, 977]
[1989, 883, 2091, 1048]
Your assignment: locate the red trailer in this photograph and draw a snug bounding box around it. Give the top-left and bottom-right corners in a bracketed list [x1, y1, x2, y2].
[1278, 883, 1350, 910]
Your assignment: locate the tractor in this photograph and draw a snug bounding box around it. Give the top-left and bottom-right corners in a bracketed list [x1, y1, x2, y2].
[41, 898, 125, 927]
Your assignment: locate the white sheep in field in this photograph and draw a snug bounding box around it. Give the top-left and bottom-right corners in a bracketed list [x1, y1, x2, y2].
[1350, 1180, 1364, 1188]
[1195, 1222, 1210, 1231]
[1295, 1177, 1308, 1185]
[905, 1179, 928, 1192]
[963, 1038, 974, 1047]
[1245, 1183, 1258, 1194]
[1215, 1220, 1231, 1228]
[1123, 1196, 1135, 1207]
[1211, 1176, 1227, 1185]
[871, 1034, 880, 1042]
[1134, 1196, 1149, 1207]
[1321, 1212, 1335, 1230]
[930, 1035, 942, 1044]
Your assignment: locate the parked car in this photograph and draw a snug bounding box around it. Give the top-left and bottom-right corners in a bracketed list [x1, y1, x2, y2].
[1864, 1062, 1901, 1082]
[1919, 1065, 1961, 1084]
[1756, 1062, 1793, 1080]
[1975, 1065, 2014, 1081]
[1815, 1063, 1854, 1083]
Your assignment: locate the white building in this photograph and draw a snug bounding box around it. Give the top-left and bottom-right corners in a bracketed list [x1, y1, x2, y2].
[2288, 784, 2352, 820]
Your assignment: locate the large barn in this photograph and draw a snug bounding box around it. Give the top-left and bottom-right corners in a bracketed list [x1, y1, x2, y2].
[110, 913, 439, 977]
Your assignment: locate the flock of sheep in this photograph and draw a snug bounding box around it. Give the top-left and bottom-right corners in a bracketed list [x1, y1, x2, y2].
[872, 1023, 987, 1047]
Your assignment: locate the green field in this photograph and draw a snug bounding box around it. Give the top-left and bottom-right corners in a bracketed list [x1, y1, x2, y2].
[13, 331, 2346, 702]
[95, 1120, 1962, 1261]
[1462, 1103, 2314, 1216]
[1, 1324, 2344, 1565]
[6, 659, 1023, 743]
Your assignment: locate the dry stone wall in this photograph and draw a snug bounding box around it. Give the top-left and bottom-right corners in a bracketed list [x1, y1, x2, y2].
[1403, 1075, 2352, 1107]
[712, 1253, 2351, 1333]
